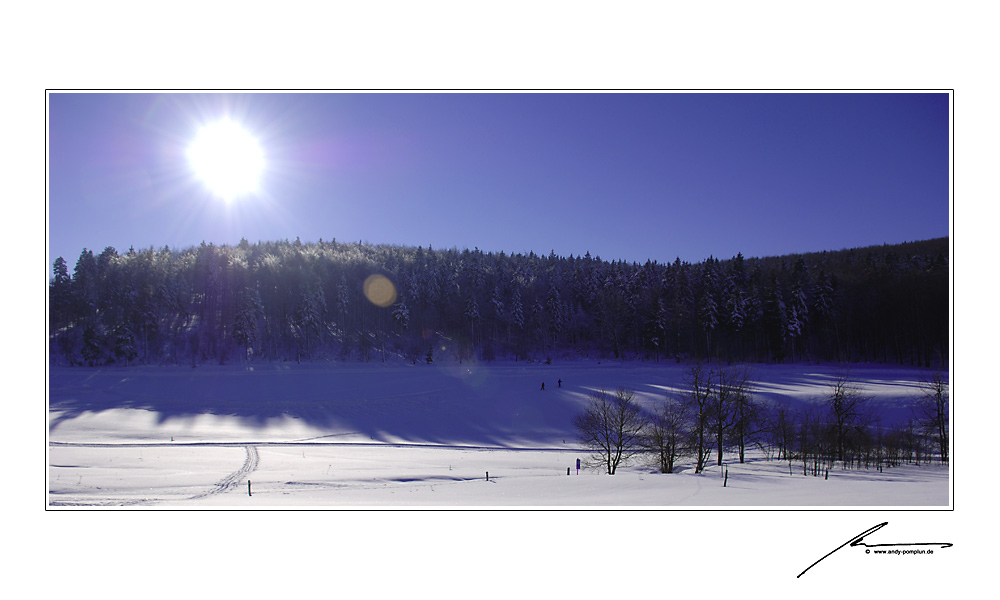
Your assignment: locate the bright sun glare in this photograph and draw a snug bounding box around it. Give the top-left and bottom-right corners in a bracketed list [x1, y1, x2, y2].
[187, 120, 264, 201]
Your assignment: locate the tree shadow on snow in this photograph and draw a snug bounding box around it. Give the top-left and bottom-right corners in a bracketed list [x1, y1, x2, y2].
[47, 364, 592, 447]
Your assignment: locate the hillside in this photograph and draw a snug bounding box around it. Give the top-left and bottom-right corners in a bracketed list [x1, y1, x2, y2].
[48, 237, 949, 370]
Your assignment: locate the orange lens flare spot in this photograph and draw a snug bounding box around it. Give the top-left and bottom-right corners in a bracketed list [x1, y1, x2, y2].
[363, 274, 397, 308]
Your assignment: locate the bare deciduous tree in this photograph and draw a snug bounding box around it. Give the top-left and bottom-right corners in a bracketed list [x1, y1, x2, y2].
[729, 367, 762, 464]
[710, 364, 757, 465]
[574, 388, 648, 475]
[767, 403, 796, 462]
[687, 363, 714, 473]
[827, 369, 870, 464]
[644, 396, 691, 473]
[916, 372, 949, 463]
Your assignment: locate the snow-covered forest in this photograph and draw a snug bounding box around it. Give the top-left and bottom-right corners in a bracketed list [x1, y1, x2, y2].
[47, 237, 948, 369]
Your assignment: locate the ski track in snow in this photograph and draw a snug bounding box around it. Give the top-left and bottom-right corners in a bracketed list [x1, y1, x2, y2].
[190, 445, 258, 500]
[49, 444, 260, 506]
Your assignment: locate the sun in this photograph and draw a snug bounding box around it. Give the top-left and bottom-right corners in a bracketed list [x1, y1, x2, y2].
[187, 119, 265, 201]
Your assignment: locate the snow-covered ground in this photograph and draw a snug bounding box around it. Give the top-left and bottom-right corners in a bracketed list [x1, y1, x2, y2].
[47, 359, 950, 508]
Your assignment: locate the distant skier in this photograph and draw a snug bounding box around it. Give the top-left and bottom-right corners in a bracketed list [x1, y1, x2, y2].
[541, 382, 545, 391]
[558, 379, 562, 388]
[248, 480, 252, 497]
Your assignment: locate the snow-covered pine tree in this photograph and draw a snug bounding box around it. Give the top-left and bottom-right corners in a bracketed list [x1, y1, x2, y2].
[465, 292, 480, 351]
[786, 279, 808, 361]
[763, 277, 788, 362]
[233, 286, 264, 362]
[112, 324, 138, 366]
[546, 285, 564, 345]
[392, 298, 410, 332]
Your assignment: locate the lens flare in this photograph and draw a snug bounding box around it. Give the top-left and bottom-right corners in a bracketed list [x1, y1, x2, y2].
[363, 274, 397, 307]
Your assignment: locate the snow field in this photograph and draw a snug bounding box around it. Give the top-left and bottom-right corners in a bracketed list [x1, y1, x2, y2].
[49, 442, 949, 507]
[48, 359, 950, 507]
[48, 445, 249, 506]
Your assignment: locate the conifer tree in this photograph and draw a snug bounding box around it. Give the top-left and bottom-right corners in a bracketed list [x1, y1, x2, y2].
[50, 256, 72, 331]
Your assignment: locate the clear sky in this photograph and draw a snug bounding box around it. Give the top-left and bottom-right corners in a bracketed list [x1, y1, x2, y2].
[47, 91, 950, 271]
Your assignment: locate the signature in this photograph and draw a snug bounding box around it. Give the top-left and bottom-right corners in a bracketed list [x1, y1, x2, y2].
[798, 521, 953, 578]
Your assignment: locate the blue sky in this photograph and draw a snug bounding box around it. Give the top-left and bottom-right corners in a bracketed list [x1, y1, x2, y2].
[47, 91, 950, 271]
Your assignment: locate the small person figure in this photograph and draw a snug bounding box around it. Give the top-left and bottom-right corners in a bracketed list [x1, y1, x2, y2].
[541, 382, 545, 391]
[558, 379, 562, 388]
[248, 480, 252, 497]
